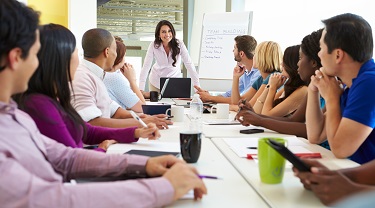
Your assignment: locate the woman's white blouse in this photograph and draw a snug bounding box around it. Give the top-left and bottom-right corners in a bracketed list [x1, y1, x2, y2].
[139, 39, 200, 90]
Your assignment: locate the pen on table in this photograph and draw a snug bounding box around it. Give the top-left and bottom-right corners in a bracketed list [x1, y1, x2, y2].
[166, 115, 174, 120]
[129, 111, 156, 137]
[247, 147, 257, 149]
[198, 175, 221, 180]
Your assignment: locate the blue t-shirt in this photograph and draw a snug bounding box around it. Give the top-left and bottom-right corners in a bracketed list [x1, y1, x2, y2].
[222, 68, 261, 97]
[340, 59, 375, 164]
[251, 72, 275, 90]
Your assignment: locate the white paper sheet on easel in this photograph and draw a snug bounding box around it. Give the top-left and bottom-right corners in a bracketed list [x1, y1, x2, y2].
[222, 136, 308, 158]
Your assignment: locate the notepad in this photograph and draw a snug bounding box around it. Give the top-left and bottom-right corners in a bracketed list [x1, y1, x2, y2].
[125, 149, 180, 157]
[222, 136, 306, 158]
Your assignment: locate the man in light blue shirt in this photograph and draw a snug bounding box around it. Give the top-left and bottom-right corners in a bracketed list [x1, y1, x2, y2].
[221, 68, 260, 97]
[195, 35, 260, 103]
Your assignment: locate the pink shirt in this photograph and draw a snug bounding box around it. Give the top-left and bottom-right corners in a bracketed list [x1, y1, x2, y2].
[0, 100, 174, 207]
[139, 39, 200, 90]
[71, 59, 121, 122]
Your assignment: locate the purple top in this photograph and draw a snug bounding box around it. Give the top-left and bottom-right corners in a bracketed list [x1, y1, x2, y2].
[21, 94, 138, 152]
[0, 100, 174, 207]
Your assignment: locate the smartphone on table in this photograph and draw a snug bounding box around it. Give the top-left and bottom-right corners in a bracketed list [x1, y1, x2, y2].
[266, 138, 311, 172]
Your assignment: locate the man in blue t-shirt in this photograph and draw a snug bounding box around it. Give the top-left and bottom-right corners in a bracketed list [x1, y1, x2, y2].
[293, 13, 375, 207]
[194, 35, 260, 103]
[306, 13, 375, 165]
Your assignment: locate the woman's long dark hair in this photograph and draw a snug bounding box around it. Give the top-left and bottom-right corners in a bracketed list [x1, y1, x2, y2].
[15, 24, 86, 136]
[154, 20, 180, 67]
[273, 45, 305, 106]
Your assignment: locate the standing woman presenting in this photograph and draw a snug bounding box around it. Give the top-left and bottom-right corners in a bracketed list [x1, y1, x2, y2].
[139, 20, 200, 92]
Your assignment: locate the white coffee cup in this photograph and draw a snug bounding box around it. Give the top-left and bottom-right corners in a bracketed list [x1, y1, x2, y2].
[210, 103, 229, 119]
[166, 105, 185, 122]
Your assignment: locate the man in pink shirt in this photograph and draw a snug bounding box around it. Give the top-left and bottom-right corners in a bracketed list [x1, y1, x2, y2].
[0, 1, 207, 207]
[71, 28, 172, 129]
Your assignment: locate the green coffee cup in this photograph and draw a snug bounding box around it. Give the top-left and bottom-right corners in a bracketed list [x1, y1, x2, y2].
[258, 137, 287, 184]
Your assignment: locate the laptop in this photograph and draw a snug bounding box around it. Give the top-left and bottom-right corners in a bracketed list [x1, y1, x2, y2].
[160, 77, 191, 98]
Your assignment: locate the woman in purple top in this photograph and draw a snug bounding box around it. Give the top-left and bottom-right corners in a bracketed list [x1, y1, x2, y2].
[14, 24, 159, 152]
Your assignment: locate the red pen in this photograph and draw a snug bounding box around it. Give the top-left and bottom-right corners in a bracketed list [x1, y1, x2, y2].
[246, 153, 321, 160]
[247, 154, 256, 159]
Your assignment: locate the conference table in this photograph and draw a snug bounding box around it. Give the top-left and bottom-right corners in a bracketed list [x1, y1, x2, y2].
[107, 100, 359, 207]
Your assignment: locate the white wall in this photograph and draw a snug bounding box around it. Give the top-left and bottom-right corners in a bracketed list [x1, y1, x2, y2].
[190, 0, 375, 63]
[69, 0, 97, 59]
[246, 0, 375, 54]
[192, 0, 375, 92]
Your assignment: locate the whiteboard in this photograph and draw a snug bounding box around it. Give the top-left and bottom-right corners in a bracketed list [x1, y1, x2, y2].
[198, 11, 253, 79]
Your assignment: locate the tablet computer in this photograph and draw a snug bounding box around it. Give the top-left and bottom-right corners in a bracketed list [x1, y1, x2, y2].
[266, 139, 311, 172]
[125, 149, 180, 157]
[141, 104, 171, 116]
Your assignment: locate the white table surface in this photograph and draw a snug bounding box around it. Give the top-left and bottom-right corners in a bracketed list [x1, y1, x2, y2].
[107, 117, 268, 207]
[211, 136, 359, 208]
[108, 102, 359, 207]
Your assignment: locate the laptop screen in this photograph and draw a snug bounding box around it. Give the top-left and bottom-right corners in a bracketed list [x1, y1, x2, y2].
[160, 77, 191, 98]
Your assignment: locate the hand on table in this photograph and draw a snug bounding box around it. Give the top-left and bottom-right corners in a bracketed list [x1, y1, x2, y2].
[235, 108, 262, 126]
[141, 114, 173, 129]
[134, 123, 160, 140]
[145, 155, 184, 177]
[98, 139, 117, 151]
[293, 159, 366, 205]
[163, 163, 208, 201]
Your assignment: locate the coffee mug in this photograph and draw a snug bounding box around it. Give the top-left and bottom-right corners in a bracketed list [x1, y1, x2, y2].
[165, 105, 185, 122]
[150, 91, 159, 102]
[258, 137, 287, 184]
[180, 131, 202, 163]
[210, 103, 229, 119]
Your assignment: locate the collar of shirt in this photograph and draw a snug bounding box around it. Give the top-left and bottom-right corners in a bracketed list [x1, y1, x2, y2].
[244, 68, 258, 76]
[0, 99, 17, 116]
[82, 59, 106, 80]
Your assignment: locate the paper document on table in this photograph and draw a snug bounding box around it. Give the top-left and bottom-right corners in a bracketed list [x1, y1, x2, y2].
[203, 119, 241, 125]
[107, 140, 180, 155]
[222, 136, 308, 158]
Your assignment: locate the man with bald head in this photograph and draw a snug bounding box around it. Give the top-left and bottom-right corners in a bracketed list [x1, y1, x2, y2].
[72, 28, 171, 129]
